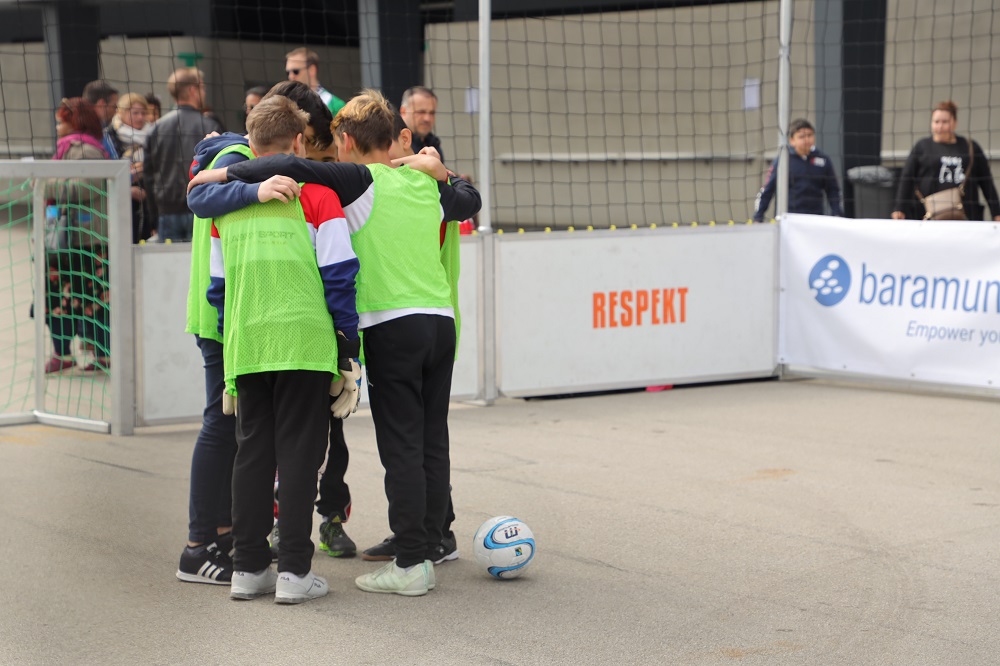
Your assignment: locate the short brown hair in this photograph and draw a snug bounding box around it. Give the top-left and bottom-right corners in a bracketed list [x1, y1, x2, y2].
[332, 88, 394, 154]
[933, 100, 958, 120]
[246, 95, 309, 152]
[285, 47, 319, 68]
[167, 68, 204, 101]
[82, 80, 119, 105]
[789, 118, 814, 136]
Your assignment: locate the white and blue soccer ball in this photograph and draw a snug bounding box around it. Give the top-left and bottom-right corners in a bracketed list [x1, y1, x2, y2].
[472, 516, 536, 579]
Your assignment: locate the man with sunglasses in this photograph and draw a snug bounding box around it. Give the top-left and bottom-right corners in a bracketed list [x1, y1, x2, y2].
[285, 48, 346, 116]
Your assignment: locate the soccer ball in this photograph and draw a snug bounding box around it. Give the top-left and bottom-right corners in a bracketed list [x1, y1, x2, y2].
[472, 516, 536, 579]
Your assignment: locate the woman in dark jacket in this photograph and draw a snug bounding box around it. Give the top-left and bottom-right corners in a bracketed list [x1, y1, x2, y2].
[892, 100, 1000, 221]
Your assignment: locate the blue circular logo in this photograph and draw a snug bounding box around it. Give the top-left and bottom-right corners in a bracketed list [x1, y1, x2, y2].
[808, 254, 850, 306]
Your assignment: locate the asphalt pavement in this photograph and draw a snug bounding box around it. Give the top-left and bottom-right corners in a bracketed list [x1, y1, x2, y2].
[1, 378, 998, 665]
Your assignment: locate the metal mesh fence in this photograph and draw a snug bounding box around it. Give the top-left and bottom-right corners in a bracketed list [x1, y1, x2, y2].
[0, 176, 113, 422]
[0, 0, 995, 231]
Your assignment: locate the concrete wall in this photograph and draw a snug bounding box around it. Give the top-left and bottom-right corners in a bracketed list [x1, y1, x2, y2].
[0, 41, 53, 157]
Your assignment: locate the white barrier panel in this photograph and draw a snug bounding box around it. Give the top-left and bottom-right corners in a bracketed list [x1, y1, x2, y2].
[136, 236, 482, 425]
[451, 237, 481, 398]
[496, 227, 778, 396]
[780, 214, 1000, 388]
[135, 245, 205, 423]
[356, 236, 481, 404]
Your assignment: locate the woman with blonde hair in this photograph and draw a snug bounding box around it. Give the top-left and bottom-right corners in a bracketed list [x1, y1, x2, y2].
[113, 93, 155, 241]
[892, 100, 1000, 221]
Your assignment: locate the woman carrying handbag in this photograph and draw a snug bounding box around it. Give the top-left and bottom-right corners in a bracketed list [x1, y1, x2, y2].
[892, 100, 1000, 222]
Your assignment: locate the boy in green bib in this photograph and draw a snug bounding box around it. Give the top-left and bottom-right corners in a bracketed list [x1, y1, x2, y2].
[206, 96, 361, 604]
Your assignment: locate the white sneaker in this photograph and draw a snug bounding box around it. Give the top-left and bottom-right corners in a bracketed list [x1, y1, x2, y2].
[355, 559, 432, 597]
[230, 567, 277, 600]
[427, 560, 436, 590]
[275, 571, 329, 604]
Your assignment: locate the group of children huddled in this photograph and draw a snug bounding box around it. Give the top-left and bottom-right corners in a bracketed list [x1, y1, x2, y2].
[177, 83, 480, 603]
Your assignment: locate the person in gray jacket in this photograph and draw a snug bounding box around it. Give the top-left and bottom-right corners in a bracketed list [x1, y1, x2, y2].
[144, 68, 223, 242]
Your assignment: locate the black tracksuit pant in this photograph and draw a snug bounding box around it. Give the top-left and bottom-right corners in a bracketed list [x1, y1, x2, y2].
[232, 370, 332, 576]
[364, 314, 455, 569]
[315, 415, 351, 522]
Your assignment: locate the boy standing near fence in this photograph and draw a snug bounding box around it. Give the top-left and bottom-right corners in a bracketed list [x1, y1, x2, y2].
[205, 95, 361, 604]
[753, 118, 842, 222]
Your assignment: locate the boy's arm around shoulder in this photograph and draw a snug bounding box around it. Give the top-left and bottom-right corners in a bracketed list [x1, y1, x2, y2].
[439, 175, 482, 222]
[187, 152, 260, 218]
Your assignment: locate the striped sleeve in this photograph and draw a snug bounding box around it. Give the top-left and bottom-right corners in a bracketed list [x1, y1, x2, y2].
[300, 184, 360, 342]
[206, 222, 226, 335]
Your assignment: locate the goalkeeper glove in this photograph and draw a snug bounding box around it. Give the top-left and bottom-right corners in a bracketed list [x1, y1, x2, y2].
[222, 391, 237, 416]
[331, 358, 361, 418]
[330, 331, 362, 419]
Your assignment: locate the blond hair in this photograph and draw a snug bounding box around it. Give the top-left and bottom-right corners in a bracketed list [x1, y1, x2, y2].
[246, 95, 309, 152]
[167, 68, 204, 101]
[117, 92, 148, 113]
[331, 88, 394, 154]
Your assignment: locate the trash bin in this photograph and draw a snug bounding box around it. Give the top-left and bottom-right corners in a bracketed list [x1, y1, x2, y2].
[847, 165, 897, 219]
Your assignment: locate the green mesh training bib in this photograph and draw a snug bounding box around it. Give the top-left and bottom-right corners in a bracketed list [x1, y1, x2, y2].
[215, 197, 339, 381]
[185, 143, 255, 342]
[351, 163, 452, 313]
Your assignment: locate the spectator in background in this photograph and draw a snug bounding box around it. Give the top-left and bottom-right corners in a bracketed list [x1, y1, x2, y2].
[400, 86, 443, 163]
[892, 101, 1000, 222]
[753, 118, 841, 222]
[243, 85, 268, 133]
[44, 97, 110, 374]
[82, 80, 121, 160]
[145, 94, 162, 125]
[145, 68, 222, 242]
[284, 47, 346, 116]
[113, 93, 155, 242]
[244, 85, 268, 117]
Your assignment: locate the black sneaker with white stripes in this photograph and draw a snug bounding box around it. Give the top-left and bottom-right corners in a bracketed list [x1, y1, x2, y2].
[176, 542, 233, 585]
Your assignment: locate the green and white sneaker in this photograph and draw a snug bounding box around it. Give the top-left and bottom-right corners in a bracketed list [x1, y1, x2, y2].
[318, 517, 357, 558]
[355, 559, 432, 597]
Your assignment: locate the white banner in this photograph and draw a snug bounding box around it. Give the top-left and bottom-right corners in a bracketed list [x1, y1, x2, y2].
[497, 227, 778, 396]
[780, 214, 1000, 388]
